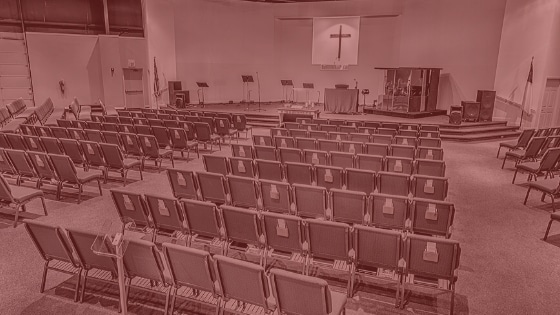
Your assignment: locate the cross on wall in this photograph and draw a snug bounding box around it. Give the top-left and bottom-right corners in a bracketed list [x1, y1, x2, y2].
[330, 24, 351, 60]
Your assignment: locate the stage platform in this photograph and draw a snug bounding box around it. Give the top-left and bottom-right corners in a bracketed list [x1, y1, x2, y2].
[363, 108, 448, 118]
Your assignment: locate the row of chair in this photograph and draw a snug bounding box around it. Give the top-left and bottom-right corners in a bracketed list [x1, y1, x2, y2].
[2, 98, 58, 133]
[497, 128, 560, 158]
[278, 123, 441, 139]
[501, 136, 558, 169]
[24, 219, 348, 315]
[205, 153, 446, 179]
[108, 190, 458, 312]
[290, 117, 440, 132]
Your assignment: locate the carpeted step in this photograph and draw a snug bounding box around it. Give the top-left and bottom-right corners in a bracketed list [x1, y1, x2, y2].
[441, 130, 520, 141]
[440, 125, 519, 135]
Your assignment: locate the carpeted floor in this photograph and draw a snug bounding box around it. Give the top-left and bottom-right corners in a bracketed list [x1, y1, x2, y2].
[1, 113, 560, 314]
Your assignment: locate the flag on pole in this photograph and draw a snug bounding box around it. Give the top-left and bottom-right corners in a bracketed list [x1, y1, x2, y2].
[153, 57, 161, 98]
[527, 58, 533, 84]
[520, 57, 534, 127]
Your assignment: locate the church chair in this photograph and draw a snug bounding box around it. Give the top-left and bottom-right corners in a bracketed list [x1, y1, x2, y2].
[194, 122, 221, 151]
[79, 141, 108, 180]
[330, 188, 367, 224]
[341, 140, 364, 154]
[99, 143, 143, 186]
[148, 118, 164, 127]
[229, 156, 255, 178]
[226, 175, 260, 209]
[501, 136, 547, 169]
[120, 133, 145, 162]
[300, 123, 319, 131]
[523, 178, 560, 212]
[534, 128, 550, 137]
[67, 127, 86, 141]
[167, 169, 199, 201]
[329, 119, 346, 127]
[318, 139, 340, 152]
[411, 198, 455, 238]
[377, 127, 398, 137]
[138, 134, 175, 171]
[415, 159, 446, 177]
[270, 269, 346, 314]
[168, 127, 198, 159]
[135, 124, 153, 136]
[259, 179, 293, 214]
[348, 120, 364, 128]
[419, 131, 440, 138]
[64, 228, 119, 304]
[512, 147, 560, 183]
[296, 117, 311, 124]
[329, 131, 348, 141]
[219, 205, 265, 261]
[279, 147, 303, 163]
[302, 219, 354, 297]
[536, 136, 556, 158]
[418, 137, 442, 148]
[110, 189, 152, 232]
[330, 151, 354, 169]
[151, 125, 172, 148]
[101, 122, 119, 132]
[50, 126, 70, 139]
[158, 113, 173, 121]
[358, 126, 377, 135]
[313, 118, 329, 125]
[401, 123, 419, 131]
[196, 171, 229, 205]
[401, 234, 461, 314]
[117, 109, 132, 116]
[215, 117, 238, 144]
[399, 130, 418, 138]
[230, 143, 253, 159]
[104, 115, 120, 124]
[356, 153, 384, 172]
[370, 192, 409, 230]
[83, 129, 104, 143]
[419, 124, 440, 132]
[56, 119, 73, 128]
[275, 135, 296, 148]
[290, 129, 308, 139]
[121, 239, 173, 314]
[35, 125, 53, 137]
[28, 151, 60, 192]
[295, 137, 316, 150]
[382, 122, 400, 130]
[5, 149, 38, 185]
[0, 133, 10, 149]
[339, 125, 358, 134]
[348, 132, 370, 143]
[184, 115, 199, 123]
[346, 168, 376, 194]
[120, 116, 135, 125]
[304, 149, 329, 166]
[5, 133, 27, 150]
[132, 117, 149, 126]
[41, 137, 64, 155]
[320, 124, 338, 133]
[19, 124, 36, 136]
[417, 146, 444, 160]
[254, 145, 278, 161]
[309, 130, 329, 140]
[393, 136, 417, 147]
[49, 153, 103, 203]
[0, 173, 46, 227]
[202, 154, 229, 176]
[90, 115, 103, 123]
[163, 119, 180, 128]
[411, 175, 449, 201]
[213, 255, 275, 314]
[270, 127, 289, 138]
[351, 225, 403, 306]
[371, 134, 393, 145]
[285, 162, 313, 185]
[284, 122, 300, 130]
[0, 149, 16, 178]
[544, 212, 560, 240]
[24, 220, 82, 301]
[292, 183, 327, 219]
[144, 193, 186, 243]
[315, 165, 344, 191]
[252, 134, 273, 147]
[162, 244, 219, 315]
[84, 121, 102, 130]
[181, 199, 224, 251]
[261, 211, 307, 272]
[386, 156, 414, 174]
[377, 171, 410, 197]
[255, 159, 284, 182]
[118, 123, 136, 134]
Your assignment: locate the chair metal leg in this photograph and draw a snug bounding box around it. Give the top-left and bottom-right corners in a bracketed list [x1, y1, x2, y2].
[544, 219, 553, 240]
[138, 166, 143, 180]
[97, 179, 103, 196]
[80, 269, 89, 303]
[74, 269, 82, 302]
[123, 170, 128, 187]
[501, 156, 507, 169]
[169, 286, 177, 315]
[40, 197, 47, 215]
[497, 146, 502, 158]
[512, 169, 518, 184]
[13, 205, 21, 228]
[77, 185, 82, 204]
[164, 286, 172, 315]
[552, 196, 556, 212]
[40, 261, 49, 293]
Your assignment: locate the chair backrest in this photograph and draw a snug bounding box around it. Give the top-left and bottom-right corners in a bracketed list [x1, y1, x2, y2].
[0, 133, 10, 149]
[66, 228, 117, 272]
[80, 141, 106, 168]
[353, 225, 402, 271]
[110, 189, 151, 228]
[377, 171, 410, 196]
[305, 218, 351, 262]
[390, 144, 415, 159]
[270, 268, 337, 315]
[226, 175, 259, 209]
[524, 136, 547, 158]
[371, 134, 393, 145]
[232, 114, 248, 131]
[295, 137, 316, 150]
[416, 146, 444, 160]
[144, 194, 185, 234]
[122, 239, 167, 283]
[539, 148, 560, 171]
[385, 156, 414, 174]
[341, 141, 364, 154]
[49, 154, 79, 183]
[220, 205, 263, 246]
[412, 175, 448, 201]
[214, 255, 271, 309]
[138, 135, 160, 158]
[254, 145, 277, 161]
[197, 171, 229, 204]
[168, 127, 189, 149]
[271, 128, 289, 138]
[404, 234, 460, 281]
[28, 151, 57, 180]
[279, 147, 302, 163]
[0, 149, 14, 174]
[194, 122, 213, 142]
[275, 136, 295, 149]
[348, 133, 370, 143]
[418, 137, 441, 148]
[252, 135, 273, 147]
[166, 168, 199, 200]
[24, 220, 79, 266]
[371, 193, 409, 229]
[215, 117, 233, 136]
[0, 174, 14, 203]
[285, 162, 313, 185]
[5, 149, 35, 177]
[59, 139, 85, 165]
[345, 168, 376, 194]
[102, 131, 122, 148]
[182, 199, 222, 239]
[304, 149, 328, 166]
[51, 126, 69, 139]
[517, 129, 535, 148]
[230, 144, 253, 159]
[293, 183, 327, 219]
[330, 151, 354, 169]
[330, 188, 367, 224]
[290, 129, 308, 139]
[120, 133, 143, 156]
[365, 143, 389, 157]
[259, 179, 292, 214]
[162, 243, 216, 293]
[98, 143, 125, 169]
[262, 211, 305, 254]
[84, 129, 104, 143]
[317, 139, 339, 153]
[315, 165, 344, 191]
[203, 155, 229, 175]
[255, 159, 283, 182]
[68, 128, 85, 141]
[229, 156, 255, 178]
[151, 126, 171, 148]
[6, 133, 27, 150]
[355, 153, 384, 172]
[411, 198, 455, 238]
[415, 159, 446, 177]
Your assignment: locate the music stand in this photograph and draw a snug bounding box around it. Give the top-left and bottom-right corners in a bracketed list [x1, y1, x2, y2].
[196, 82, 209, 107]
[241, 75, 254, 106]
[281, 80, 294, 103]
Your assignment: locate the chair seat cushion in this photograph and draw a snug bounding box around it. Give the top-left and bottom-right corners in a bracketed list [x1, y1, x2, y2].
[123, 158, 141, 168]
[158, 149, 173, 156]
[19, 108, 36, 118]
[500, 141, 517, 148]
[528, 179, 560, 194]
[9, 185, 43, 203]
[329, 290, 347, 315]
[551, 212, 560, 221]
[1, 120, 23, 133]
[76, 168, 103, 183]
[517, 162, 540, 173]
[506, 150, 526, 159]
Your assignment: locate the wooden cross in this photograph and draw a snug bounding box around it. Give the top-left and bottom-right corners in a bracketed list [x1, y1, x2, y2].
[330, 25, 351, 60]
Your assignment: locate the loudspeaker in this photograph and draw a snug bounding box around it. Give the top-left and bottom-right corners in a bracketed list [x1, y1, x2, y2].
[477, 90, 496, 121]
[461, 101, 480, 122]
[168, 81, 183, 106]
[449, 106, 462, 125]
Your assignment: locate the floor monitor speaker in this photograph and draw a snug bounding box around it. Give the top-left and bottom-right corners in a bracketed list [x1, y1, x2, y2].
[461, 101, 480, 122]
